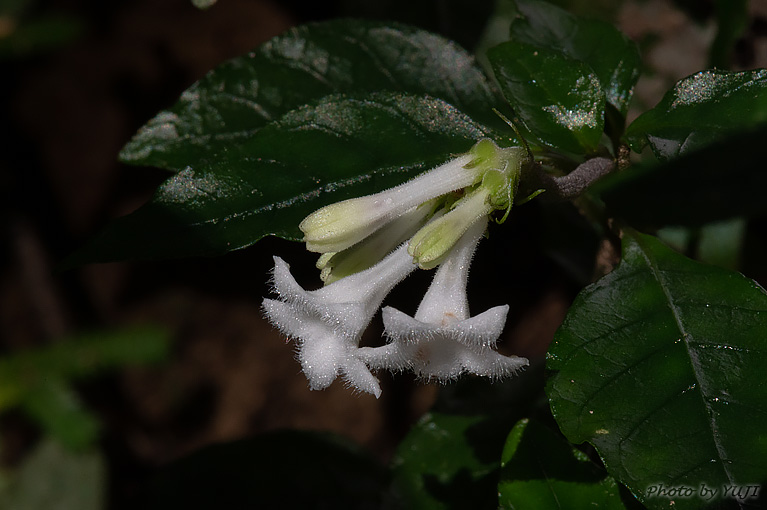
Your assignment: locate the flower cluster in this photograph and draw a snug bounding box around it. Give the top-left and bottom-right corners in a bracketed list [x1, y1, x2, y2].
[262, 139, 529, 397]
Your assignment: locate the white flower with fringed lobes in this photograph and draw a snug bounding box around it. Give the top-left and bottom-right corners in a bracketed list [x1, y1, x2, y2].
[262, 139, 530, 397]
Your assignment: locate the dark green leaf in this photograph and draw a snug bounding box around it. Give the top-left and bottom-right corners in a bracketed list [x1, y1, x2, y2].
[547, 231, 767, 509]
[67, 93, 495, 264]
[2, 439, 105, 510]
[598, 124, 767, 227]
[488, 41, 605, 154]
[120, 20, 502, 171]
[624, 69, 767, 160]
[710, 0, 749, 68]
[388, 412, 505, 510]
[510, 0, 641, 117]
[145, 431, 386, 509]
[498, 418, 629, 510]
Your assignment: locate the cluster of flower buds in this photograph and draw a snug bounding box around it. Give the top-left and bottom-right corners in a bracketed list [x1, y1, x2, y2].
[262, 139, 529, 397]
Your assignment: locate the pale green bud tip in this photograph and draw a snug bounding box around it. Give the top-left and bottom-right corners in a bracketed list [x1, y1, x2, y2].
[408, 189, 493, 269]
[299, 198, 371, 253]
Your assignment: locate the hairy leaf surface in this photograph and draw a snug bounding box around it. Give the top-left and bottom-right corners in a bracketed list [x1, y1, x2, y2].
[120, 20, 502, 171]
[68, 93, 495, 264]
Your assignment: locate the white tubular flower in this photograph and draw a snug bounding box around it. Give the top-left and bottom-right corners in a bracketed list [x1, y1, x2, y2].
[300, 153, 478, 254]
[262, 299, 382, 397]
[262, 242, 417, 397]
[361, 218, 528, 381]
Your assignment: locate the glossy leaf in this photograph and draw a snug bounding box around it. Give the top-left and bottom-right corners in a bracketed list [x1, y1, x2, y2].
[510, 0, 641, 117]
[547, 231, 767, 509]
[624, 69, 767, 160]
[488, 41, 605, 154]
[119, 19, 502, 171]
[498, 419, 629, 510]
[145, 431, 386, 509]
[388, 412, 506, 510]
[67, 93, 495, 264]
[598, 124, 767, 227]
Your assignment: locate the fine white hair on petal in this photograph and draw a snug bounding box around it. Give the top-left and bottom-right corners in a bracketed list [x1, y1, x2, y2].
[341, 356, 382, 398]
[262, 242, 416, 397]
[440, 305, 509, 349]
[271, 244, 415, 328]
[373, 216, 528, 383]
[459, 349, 529, 379]
[381, 305, 509, 349]
[358, 342, 412, 373]
[262, 297, 383, 396]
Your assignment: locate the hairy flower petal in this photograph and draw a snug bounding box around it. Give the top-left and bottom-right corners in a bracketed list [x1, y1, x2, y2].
[366, 218, 528, 381]
[263, 242, 416, 397]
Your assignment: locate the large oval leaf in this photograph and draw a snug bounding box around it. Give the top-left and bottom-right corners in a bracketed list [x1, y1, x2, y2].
[547, 231, 767, 509]
[120, 19, 503, 171]
[510, 0, 641, 117]
[65, 93, 495, 265]
[624, 69, 767, 160]
[488, 41, 605, 154]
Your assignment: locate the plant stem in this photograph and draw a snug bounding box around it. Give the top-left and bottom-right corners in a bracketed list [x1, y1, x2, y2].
[522, 157, 615, 201]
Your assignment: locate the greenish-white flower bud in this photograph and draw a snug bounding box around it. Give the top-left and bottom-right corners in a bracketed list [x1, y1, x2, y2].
[300, 153, 478, 253]
[408, 187, 493, 269]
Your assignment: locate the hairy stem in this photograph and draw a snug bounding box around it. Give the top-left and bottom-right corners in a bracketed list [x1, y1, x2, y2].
[522, 156, 615, 201]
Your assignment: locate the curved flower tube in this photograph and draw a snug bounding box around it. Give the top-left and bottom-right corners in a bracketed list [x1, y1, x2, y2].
[361, 218, 528, 381]
[262, 242, 417, 397]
